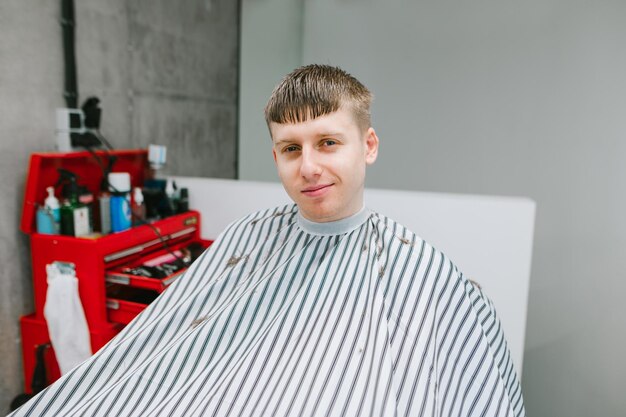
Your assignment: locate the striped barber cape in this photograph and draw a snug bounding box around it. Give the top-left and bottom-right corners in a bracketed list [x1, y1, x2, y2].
[11, 204, 525, 417]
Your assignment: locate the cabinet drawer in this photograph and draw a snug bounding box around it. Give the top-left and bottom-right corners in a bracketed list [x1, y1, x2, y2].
[105, 285, 158, 325]
[106, 299, 146, 325]
[104, 239, 211, 292]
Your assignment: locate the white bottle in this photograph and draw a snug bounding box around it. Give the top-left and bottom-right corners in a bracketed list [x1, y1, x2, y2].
[132, 187, 146, 225]
[165, 179, 178, 215]
[45, 186, 61, 223]
[165, 179, 176, 199]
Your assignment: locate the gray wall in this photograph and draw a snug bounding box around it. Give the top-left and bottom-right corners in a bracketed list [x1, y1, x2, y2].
[240, 1, 626, 416]
[239, 0, 303, 180]
[0, 0, 238, 411]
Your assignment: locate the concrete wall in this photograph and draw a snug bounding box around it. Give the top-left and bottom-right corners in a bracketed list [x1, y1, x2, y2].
[240, 1, 626, 416]
[0, 0, 238, 411]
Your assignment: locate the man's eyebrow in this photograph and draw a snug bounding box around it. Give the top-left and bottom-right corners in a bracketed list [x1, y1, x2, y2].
[318, 132, 344, 138]
[273, 139, 296, 146]
[273, 132, 345, 145]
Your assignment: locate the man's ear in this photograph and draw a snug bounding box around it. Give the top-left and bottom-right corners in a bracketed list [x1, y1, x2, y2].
[364, 127, 379, 165]
[272, 148, 277, 164]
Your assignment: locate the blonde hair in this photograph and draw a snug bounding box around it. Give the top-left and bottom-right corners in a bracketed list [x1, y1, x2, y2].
[264, 64, 372, 133]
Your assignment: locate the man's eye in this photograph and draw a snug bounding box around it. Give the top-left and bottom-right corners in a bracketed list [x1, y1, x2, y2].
[322, 139, 337, 147]
[283, 145, 299, 153]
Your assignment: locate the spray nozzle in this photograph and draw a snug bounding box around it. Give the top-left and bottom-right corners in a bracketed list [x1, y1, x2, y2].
[56, 168, 78, 185]
[56, 168, 81, 200]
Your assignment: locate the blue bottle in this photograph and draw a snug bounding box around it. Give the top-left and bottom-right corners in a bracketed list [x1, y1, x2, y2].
[36, 187, 60, 234]
[108, 173, 131, 233]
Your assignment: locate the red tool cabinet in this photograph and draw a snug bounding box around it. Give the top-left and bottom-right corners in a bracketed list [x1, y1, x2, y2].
[19, 149, 211, 393]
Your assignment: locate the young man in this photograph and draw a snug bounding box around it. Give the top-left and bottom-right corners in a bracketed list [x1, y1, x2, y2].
[266, 64, 379, 224]
[11, 65, 524, 416]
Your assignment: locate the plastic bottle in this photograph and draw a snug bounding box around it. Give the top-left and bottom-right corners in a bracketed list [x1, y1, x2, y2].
[96, 175, 111, 234]
[109, 172, 131, 233]
[36, 187, 60, 234]
[132, 187, 146, 226]
[78, 186, 95, 232]
[99, 189, 111, 234]
[95, 156, 117, 234]
[165, 179, 178, 216]
[143, 145, 168, 220]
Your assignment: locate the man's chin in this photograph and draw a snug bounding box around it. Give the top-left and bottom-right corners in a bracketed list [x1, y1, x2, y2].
[297, 204, 324, 221]
[298, 204, 345, 223]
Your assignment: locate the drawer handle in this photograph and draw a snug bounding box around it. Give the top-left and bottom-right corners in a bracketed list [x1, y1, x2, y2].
[105, 274, 130, 285]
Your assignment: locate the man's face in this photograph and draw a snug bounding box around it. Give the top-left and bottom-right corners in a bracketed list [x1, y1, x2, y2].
[270, 107, 379, 222]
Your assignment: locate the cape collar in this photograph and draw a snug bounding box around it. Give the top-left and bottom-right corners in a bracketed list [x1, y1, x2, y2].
[296, 206, 371, 236]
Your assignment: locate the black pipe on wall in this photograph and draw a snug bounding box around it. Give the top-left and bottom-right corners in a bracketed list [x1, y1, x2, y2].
[61, 0, 78, 108]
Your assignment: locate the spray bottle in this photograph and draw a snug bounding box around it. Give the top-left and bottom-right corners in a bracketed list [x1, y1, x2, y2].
[57, 169, 92, 237]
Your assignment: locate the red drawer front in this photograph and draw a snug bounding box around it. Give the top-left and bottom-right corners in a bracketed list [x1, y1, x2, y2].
[106, 298, 148, 325]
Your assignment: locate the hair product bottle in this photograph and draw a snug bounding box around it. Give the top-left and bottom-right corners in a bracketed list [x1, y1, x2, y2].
[98, 177, 111, 234]
[132, 187, 146, 226]
[36, 187, 60, 234]
[59, 178, 91, 237]
[109, 172, 131, 233]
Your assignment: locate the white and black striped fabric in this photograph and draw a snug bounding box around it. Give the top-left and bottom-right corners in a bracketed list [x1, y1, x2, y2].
[11, 205, 525, 417]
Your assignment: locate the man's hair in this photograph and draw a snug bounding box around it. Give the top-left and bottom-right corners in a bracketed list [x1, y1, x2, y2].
[264, 64, 373, 133]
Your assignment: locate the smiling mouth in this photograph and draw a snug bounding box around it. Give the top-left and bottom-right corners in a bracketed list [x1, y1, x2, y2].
[301, 184, 333, 195]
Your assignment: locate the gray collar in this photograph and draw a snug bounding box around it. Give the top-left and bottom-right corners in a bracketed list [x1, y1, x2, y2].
[296, 206, 371, 236]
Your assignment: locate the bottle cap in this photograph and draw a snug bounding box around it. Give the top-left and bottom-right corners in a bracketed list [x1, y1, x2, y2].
[133, 187, 144, 205]
[45, 186, 60, 210]
[108, 172, 131, 193]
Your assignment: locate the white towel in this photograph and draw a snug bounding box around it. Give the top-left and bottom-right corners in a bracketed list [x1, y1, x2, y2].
[43, 263, 92, 375]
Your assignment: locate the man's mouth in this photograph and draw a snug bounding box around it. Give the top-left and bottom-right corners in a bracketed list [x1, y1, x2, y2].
[301, 184, 333, 196]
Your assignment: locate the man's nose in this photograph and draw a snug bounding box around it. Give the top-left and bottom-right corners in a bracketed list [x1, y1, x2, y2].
[300, 148, 322, 179]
